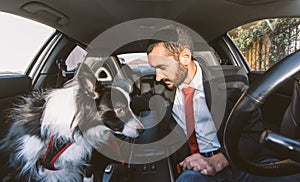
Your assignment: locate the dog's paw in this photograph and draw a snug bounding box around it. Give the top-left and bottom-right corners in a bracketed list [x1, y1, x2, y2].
[83, 175, 94, 182]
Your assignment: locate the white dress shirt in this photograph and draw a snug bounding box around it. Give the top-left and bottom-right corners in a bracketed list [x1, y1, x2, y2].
[172, 61, 221, 153]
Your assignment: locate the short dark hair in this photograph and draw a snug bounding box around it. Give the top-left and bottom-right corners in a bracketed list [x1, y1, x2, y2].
[147, 25, 193, 59]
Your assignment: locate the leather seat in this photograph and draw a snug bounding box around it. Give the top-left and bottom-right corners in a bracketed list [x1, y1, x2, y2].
[280, 78, 300, 138]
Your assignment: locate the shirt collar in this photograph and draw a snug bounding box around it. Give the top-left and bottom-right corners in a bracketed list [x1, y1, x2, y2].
[178, 61, 203, 92]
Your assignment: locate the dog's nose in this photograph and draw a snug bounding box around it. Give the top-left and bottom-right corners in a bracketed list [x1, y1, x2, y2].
[137, 128, 144, 134]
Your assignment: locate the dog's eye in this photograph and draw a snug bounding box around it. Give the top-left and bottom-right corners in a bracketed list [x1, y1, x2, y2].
[114, 106, 127, 116]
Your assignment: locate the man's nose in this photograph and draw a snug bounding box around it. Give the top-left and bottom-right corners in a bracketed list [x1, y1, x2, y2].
[156, 72, 164, 81]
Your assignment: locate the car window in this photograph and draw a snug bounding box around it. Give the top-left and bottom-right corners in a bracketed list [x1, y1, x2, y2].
[117, 53, 155, 76]
[0, 12, 55, 75]
[117, 51, 221, 72]
[65, 46, 87, 71]
[228, 18, 300, 71]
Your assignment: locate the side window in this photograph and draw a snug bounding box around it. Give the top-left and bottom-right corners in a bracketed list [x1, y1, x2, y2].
[117, 53, 155, 76]
[65, 46, 87, 71]
[117, 53, 155, 94]
[0, 12, 55, 75]
[229, 18, 300, 71]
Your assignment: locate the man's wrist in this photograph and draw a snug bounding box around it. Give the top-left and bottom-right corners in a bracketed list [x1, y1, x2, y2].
[213, 153, 229, 172]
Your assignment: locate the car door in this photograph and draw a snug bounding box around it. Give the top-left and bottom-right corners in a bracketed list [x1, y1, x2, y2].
[0, 12, 52, 135]
[0, 12, 86, 138]
[226, 17, 300, 132]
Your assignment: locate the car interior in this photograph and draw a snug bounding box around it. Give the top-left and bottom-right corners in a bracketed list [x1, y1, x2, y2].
[1, 0, 300, 181]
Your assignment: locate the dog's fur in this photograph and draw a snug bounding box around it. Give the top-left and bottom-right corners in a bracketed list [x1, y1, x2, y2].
[0, 65, 143, 182]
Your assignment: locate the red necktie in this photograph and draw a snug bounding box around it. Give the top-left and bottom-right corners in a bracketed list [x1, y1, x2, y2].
[182, 87, 200, 154]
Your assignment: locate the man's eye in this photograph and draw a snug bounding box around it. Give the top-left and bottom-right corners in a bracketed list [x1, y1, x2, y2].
[158, 65, 166, 70]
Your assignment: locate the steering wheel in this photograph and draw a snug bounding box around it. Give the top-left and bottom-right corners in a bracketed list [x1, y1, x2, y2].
[224, 50, 300, 176]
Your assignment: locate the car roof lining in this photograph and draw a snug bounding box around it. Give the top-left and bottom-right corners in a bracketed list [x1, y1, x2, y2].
[0, 0, 299, 45]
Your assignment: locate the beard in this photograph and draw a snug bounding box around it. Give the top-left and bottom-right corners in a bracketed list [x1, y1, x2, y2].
[164, 63, 187, 90]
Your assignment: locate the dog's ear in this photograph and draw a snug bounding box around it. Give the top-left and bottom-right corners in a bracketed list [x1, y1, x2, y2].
[94, 81, 103, 98]
[76, 63, 97, 93]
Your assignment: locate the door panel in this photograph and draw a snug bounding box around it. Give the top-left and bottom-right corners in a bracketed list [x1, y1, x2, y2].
[0, 75, 32, 137]
[0, 75, 32, 99]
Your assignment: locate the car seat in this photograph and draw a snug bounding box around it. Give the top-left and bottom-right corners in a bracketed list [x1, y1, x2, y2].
[280, 78, 300, 138]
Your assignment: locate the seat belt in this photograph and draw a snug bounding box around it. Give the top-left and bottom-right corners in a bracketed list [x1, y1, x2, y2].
[56, 59, 67, 88]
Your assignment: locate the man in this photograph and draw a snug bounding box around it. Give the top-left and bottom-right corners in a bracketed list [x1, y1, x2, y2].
[130, 25, 234, 181]
[130, 25, 300, 181]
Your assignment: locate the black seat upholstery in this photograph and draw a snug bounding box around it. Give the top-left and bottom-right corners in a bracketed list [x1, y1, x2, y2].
[280, 78, 300, 138]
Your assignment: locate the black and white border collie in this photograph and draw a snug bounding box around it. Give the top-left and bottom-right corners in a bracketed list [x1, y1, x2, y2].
[0, 64, 143, 182]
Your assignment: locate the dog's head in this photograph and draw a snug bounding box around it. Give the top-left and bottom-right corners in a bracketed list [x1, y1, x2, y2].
[41, 63, 143, 142]
[95, 85, 144, 138]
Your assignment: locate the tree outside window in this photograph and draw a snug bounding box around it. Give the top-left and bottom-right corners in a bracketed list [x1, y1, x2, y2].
[229, 18, 300, 71]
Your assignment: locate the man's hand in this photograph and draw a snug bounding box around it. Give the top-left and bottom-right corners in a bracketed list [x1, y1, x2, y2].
[179, 153, 229, 176]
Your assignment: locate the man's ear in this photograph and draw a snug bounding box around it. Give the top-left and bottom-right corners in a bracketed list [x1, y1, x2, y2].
[179, 48, 192, 66]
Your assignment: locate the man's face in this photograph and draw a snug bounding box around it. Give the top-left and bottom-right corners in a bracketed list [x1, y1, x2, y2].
[148, 44, 187, 90]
